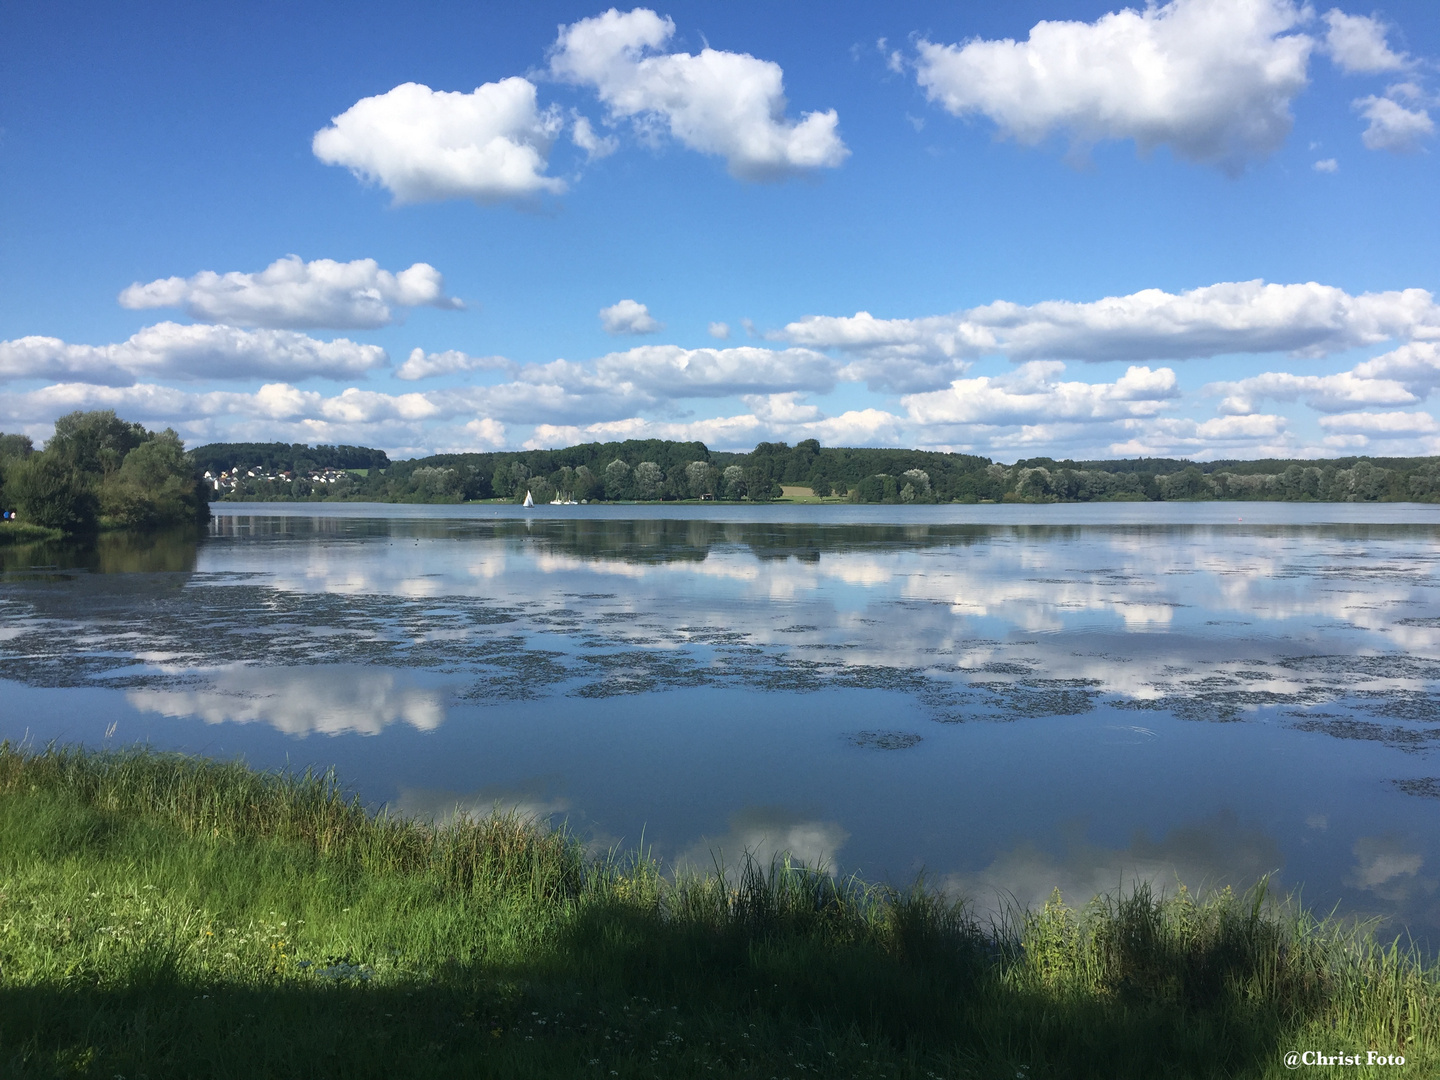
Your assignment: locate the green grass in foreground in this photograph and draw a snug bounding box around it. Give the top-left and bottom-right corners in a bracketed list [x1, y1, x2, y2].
[0, 746, 1435, 1079]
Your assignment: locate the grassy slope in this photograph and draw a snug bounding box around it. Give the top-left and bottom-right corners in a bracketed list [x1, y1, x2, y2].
[0, 746, 1435, 1079]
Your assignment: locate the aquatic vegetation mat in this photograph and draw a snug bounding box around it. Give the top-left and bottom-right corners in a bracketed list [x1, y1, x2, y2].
[846, 730, 924, 750]
[0, 745, 1437, 1079]
[8, 517, 1440, 749]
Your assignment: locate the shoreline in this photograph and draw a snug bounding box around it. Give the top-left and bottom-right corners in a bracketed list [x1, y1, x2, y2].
[196, 499, 1440, 527]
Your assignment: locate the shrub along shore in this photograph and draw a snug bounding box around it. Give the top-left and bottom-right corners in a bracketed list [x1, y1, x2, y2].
[0, 745, 1434, 1078]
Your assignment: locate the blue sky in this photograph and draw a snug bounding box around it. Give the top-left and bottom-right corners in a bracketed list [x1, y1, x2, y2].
[2, 0, 1437, 461]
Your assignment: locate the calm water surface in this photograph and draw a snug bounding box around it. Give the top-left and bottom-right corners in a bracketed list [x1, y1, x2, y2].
[4, 501, 1440, 938]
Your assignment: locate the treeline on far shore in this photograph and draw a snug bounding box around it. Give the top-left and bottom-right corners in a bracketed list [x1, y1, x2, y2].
[195, 435, 1440, 506]
[9, 415, 1440, 536]
[0, 411, 210, 538]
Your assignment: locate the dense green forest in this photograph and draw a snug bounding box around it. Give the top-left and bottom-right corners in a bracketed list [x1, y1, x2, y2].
[190, 435, 1440, 505]
[0, 411, 210, 536]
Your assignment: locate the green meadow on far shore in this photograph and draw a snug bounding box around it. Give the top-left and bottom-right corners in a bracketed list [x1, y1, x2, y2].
[0, 745, 1434, 1079]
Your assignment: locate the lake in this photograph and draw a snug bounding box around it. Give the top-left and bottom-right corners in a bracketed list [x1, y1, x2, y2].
[4, 501, 1440, 940]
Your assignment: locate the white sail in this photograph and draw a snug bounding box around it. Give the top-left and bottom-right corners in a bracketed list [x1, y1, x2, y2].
[523, 490, 534, 507]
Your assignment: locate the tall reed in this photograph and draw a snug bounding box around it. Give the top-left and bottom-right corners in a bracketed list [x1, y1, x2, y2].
[0, 742, 585, 902]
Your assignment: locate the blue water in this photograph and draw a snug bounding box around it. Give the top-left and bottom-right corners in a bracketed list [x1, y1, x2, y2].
[3, 501, 1439, 937]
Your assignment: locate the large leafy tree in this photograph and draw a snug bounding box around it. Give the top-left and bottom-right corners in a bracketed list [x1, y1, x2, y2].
[4, 412, 208, 534]
[0, 433, 36, 513]
[8, 453, 99, 532]
[47, 410, 149, 475]
[100, 429, 209, 528]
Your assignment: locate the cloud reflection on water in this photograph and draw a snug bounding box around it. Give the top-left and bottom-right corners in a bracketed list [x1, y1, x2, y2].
[672, 806, 851, 878]
[205, 519, 1440, 651]
[940, 811, 1285, 920]
[127, 665, 447, 736]
[389, 782, 571, 827]
[1348, 835, 1433, 901]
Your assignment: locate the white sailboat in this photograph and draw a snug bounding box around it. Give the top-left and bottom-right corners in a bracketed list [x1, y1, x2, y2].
[522, 490, 534, 507]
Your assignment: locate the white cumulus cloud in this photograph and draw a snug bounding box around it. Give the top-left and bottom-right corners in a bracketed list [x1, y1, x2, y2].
[1194, 412, 1288, 439]
[593, 344, 836, 397]
[902, 362, 1180, 431]
[0, 323, 388, 385]
[1210, 341, 1440, 418]
[914, 0, 1313, 173]
[1354, 341, 1440, 386]
[779, 309, 988, 392]
[806, 408, 909, 447]
[382, 343, 841, 427]
[599, 298, 664, 335]
[1354, 92, 1434, 151]
[1105, 418, 1297, 458]
[572, 115, 619, 160]
[1319, 410, 1438, 434]
[118, 255, 462, 330]
[463, 418, 508, 448]
[549, 7, 848, 180]
[968, 281, 1439, 360]
[1207, 370, 1418, 414]
[742, 391, 823, 424]
[396, 348, 511, 381]
[0, 383, 338, 427]
[0, 380, 505, 456]
[312, 78, 564, 204]
[1323, 9, 1409, 74]
[781, 282, 1440, 383]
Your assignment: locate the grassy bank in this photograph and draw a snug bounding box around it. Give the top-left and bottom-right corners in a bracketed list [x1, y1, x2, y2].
[0, 746, 1434, 1079]
[0, 521, 62, 545]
